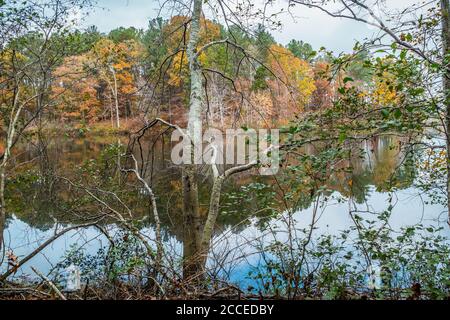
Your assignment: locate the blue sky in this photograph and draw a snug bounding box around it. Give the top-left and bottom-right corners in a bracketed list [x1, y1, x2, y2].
[81, 0, 413, 54]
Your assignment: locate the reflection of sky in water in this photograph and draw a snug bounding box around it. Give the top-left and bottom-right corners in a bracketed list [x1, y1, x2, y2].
[1, 220, 107, 277]
[3, 185, 447, 286]
[217, 187, 449, 287]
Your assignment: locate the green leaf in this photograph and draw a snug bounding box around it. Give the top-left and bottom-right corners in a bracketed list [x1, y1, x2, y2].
[400, 50, 407, 60]
[381, 109, 390, 118]
[343, 77, 354, 84]
[338, 131, 347, 143]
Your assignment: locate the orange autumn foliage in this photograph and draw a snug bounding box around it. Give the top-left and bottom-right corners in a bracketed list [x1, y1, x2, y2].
[52, 55, 101, 122]
[310, 61, 335, 110]
[87, 38, 143, 116]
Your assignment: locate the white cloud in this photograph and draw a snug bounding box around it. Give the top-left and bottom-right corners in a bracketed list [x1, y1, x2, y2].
[81, 0, 426, 53]
[82, 0, 160, 31]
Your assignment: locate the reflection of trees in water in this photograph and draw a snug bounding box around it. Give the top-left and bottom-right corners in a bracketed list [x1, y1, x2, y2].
[326, 135, 417, 204]
[5, 134, 418, 238]
[1, 133, 421, 284]
[6, 135, 124, 231]
[6, 135, 269, 238]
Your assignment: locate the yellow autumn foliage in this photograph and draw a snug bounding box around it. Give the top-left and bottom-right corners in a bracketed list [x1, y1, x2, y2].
[88, 37, 143, 100]
[372, 71, 400, 106]
[0, 49, 28, 107]
[267, 44, 316, 106]
[164, 16, 222, 87]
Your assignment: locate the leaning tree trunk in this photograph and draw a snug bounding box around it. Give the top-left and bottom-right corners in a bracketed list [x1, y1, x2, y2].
[199, 176, 225, 267]
[182, 0, 204, 280]
[442, 0, 450, 225]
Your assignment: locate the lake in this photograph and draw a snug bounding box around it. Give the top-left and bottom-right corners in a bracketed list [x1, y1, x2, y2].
[1, 132, 449, 288]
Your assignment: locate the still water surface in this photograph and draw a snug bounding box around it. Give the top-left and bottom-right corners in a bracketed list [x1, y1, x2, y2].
[1, 134, 448, 284]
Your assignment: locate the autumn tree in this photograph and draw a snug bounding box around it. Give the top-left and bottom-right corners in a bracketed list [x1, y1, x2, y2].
[267, 44, 316, 118]
[289, 0, 450, 225]
[163, 15, 222, 88]
[310, 61, 335, 110]
[142, 0, 287, 281]
[52, 55, 101, 123]
[0, 0, 94, 252]
[87, 38, 143, 128]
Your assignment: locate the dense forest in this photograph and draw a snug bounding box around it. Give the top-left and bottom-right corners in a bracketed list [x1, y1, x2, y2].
[0, 0, 449, 301]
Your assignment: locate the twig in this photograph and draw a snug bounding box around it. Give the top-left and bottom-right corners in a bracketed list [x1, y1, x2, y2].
[31, 267, 67, 300]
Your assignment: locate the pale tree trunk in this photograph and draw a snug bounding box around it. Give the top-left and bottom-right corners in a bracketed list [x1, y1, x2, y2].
[108, 66, 120, 129]
[109, 96, 114, 127]
[0, 140, 12, 252]
[199, 176, 224, 263]
[199, 142, 264, 269]
[182, 0, 204, 280]
[0, 168, 5, 253]
[180, 0, 271, 279]
[126, 155, 163, 283]
[0, 153, 8, 253]
[442, 0, 450, 225]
